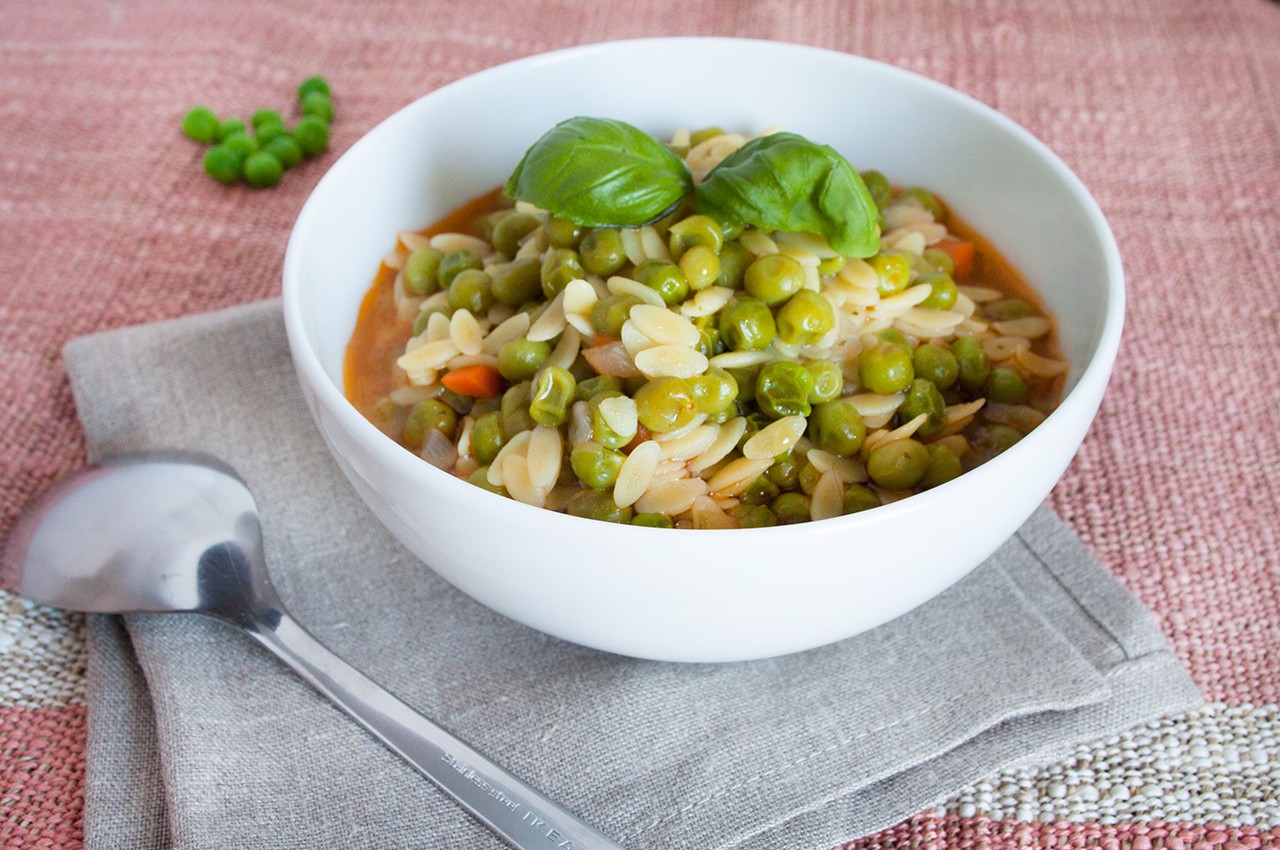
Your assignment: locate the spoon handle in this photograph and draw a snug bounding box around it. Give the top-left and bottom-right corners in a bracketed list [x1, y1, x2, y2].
[246, 609, 628, 850]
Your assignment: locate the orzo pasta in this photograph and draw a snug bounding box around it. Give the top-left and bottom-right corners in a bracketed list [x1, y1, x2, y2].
[345, 122, 1067, 528]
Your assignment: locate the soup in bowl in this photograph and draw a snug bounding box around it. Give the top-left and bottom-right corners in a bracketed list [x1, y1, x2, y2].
[282, 37, 1123, 662]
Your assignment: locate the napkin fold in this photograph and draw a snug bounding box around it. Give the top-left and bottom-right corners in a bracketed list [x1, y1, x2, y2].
[63, 300, 1201, 850]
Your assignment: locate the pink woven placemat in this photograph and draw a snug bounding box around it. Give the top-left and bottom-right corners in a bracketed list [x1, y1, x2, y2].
[2, 1, 1278, 847]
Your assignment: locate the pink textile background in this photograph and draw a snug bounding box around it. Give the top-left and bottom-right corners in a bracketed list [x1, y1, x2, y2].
[2, 1, 1278, 848]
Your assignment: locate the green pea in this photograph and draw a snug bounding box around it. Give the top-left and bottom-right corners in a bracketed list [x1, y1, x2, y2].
[858, 342, 915, 394]
[843, 484, 880, 514]
[242, 151, 283, 188]
[817, 255, 846, 276]
[575, 375, 623, 403]
[798, 462, 822, 495]
[545, 216, 583, 248]
[447, 268, 494, 314]
[500, 381, 534, 440]
[579, 228, 628, 277]
[922, 444, 963, 488]
[718, 296, 776, 351]
[951, 336, 991, 391]
[293, 116, 330, 157]
[492, 212, 541, 258]
[902, 187, 945, 219]
[590, 294, 642, 339]
[878, 328, 910, 346]
[984, 423, 1024, 454]
[678, 245, 721, 291]
[770, 492, 811, 525]
[634, 376, 698, 433]
[985, 298, 1036, 321]
[220, 131, 257, 160]
[202, 146, 241, 184]
[471, 394, 502, 416]
[567, 489, 632, 524]
[740, 474, 780, 506]
[688, 367, 738, 416]
[540, 248, 585, 299]
[245, 108, 276, 128]
[738, 412, 768, 446]
[298, 75, 331, 100]
[667, 214, 723, 258]
[467, 466, 506, 496]
[804, 359, 843, 403]
[215, 118, 246, 142]
[262, 134, 303, 169]
[253, 120, 284, 147]
[403, 246, 444, 295]
[725, 365, 761, 409]
[260, 126, 294, 149]
[182, 106, 219, 142]
[472, 380, 508, 411]
[632, 512, 674, 528]
[529, 366, 576, 427]
[716, 241, 750, 289]
[497, 338, 551, 382]
[866, 438, 930, 490]
[255, 121, 287, 144]
[900, 250, 929, 275]
[633, 259, 689, 306]
[438, 248, 483, 290]
[490, 257, 543, 308]
[868, 253, 912, 295]
[301, 91, 334, 122]
[807, 399, 867, 456]
[859, 169, 892, 210]
[436, 387, 473, 415]
[402, 399, 457, 448]
[694, 319, 723, 357]
[470, 411, 505, 465]
[917, 271, 957, 310]
[755, 361, 815, 419]
[775, 290, 835, 347]
[923, 247, 955, 276]
[570, 441, 626, 489]
[766, 450, 802, 488]
[986, 367, 1030, 404]
[732, 504, 778, 528]
[411, 303, 450, 336]
[912, 343, 959, 390]
[587, 391, 630, 449]
[899, 378, 947, 437]
[744, 254, 804, 306]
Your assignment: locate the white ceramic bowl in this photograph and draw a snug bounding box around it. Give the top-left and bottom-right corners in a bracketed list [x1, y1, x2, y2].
[282, 37, 1123, 662]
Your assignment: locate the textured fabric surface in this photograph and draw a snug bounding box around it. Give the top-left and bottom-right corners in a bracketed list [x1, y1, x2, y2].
[2, 0, 1278, 848]
[56, 299, 1196, 850]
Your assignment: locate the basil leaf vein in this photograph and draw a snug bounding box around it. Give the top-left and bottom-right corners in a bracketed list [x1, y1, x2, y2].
[693, 132, 880, 258]
[504, 117, 692, 227]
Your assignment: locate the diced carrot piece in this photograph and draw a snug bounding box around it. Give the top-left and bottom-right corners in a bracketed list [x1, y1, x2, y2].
[441, 364, 507, 398]
[935, 238, 975, 278]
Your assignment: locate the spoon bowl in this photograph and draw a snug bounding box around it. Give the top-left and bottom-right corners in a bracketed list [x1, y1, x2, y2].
[3, 451, 626, 850]
[5, 452, 266, 619]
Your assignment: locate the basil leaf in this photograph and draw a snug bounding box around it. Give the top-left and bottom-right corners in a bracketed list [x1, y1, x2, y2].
[504, 117, 692, 227]
[693, 133, 880, 258]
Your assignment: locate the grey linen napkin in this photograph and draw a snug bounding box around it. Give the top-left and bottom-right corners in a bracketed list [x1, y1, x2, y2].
[63, 300, 1201, 850]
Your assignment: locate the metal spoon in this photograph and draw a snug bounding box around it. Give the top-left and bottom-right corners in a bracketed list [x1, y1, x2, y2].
[2, 451, 626, 850]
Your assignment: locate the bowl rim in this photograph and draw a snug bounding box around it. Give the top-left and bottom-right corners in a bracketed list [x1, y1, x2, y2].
[281, 35, 1125, 537]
